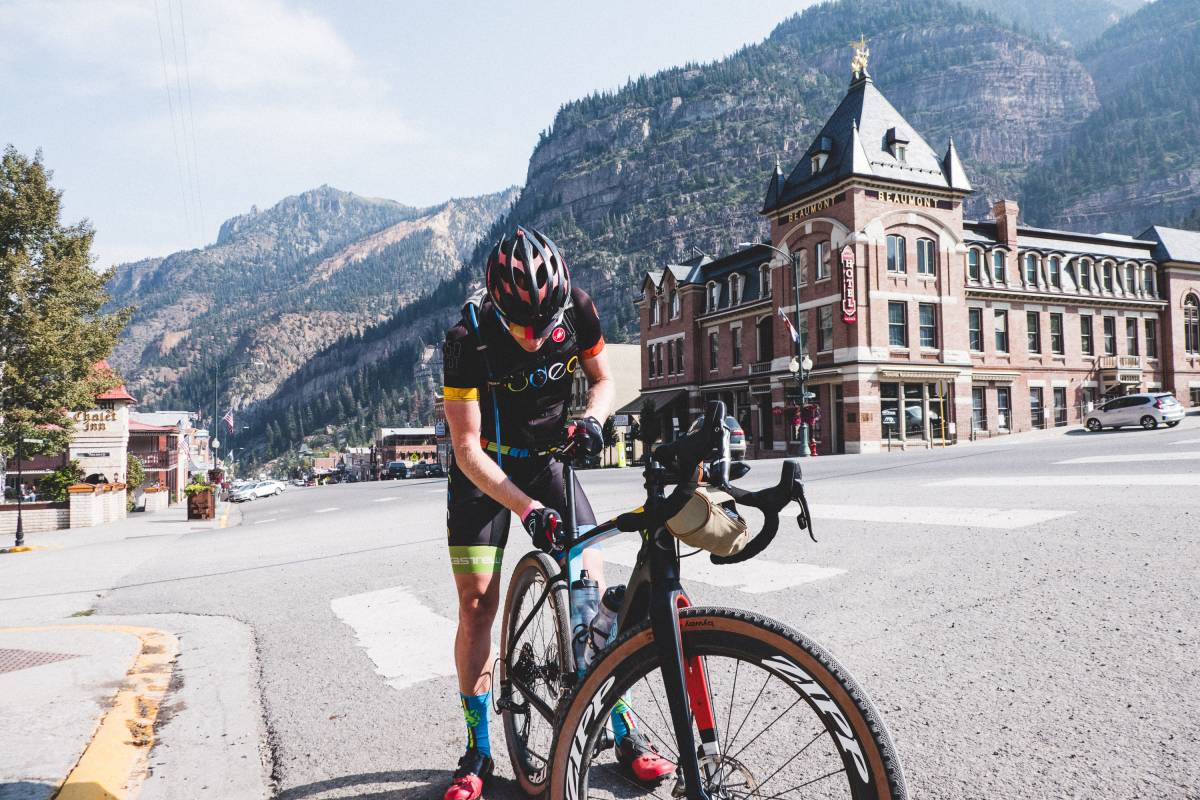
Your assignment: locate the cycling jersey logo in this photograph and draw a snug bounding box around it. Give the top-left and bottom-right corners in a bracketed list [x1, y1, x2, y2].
[501, 355, 579, 393]
[551, 326, 566, 343]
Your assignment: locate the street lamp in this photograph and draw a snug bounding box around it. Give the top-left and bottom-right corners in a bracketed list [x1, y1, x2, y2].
[739, 240, 812, 456]
[13, 435, 44, 548]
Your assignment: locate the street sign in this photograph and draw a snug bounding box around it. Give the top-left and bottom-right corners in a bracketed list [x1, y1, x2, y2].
[614, 414, 629, 427]
[881, 408, 898, 429]
[22, 438, 44, 445]
[78, 451, 110, 458]
[434, 421, 446, 437]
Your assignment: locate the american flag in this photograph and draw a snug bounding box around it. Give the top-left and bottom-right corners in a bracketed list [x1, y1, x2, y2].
[221, 409, 235, 435]
[777, 308, 801, 345]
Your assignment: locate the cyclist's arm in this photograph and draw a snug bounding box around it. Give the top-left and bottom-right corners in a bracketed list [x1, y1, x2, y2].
[580, 347, 615, 422]
[445, 398, 541, 516]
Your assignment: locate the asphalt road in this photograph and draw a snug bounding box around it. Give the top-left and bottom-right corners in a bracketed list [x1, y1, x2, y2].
[7, 421, 1200, 799]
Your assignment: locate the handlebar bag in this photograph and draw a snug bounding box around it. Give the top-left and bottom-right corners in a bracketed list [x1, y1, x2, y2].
[666, 488, 749, 557]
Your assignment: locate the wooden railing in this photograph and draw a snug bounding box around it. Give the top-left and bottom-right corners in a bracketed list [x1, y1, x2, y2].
[1098, 356, 1140, 370]
[750, 361, 773, 375]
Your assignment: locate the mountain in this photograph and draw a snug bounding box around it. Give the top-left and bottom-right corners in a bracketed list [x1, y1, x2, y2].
[106, 185, 518, 412]
[1021, 0, 1200, 231]
[957, 0, 1147, 46]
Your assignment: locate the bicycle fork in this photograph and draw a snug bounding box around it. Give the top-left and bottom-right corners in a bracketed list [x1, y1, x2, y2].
[647, 534, 721, 800]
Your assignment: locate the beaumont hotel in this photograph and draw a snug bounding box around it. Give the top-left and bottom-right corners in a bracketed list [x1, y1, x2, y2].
[629, 55, 1200, 458]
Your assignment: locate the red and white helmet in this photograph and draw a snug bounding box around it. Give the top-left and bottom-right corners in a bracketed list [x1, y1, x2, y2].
[486, 226, 571, 340]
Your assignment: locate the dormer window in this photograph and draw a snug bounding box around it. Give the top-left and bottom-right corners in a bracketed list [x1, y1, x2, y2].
[811, 153, 827, 173]
[729, 273, 743, 305]
[810, 136, 832, 174]
[706, 281, 719, 312]
[759, 264, 771, 297]
[894, 144, 907, 163]
[669, 288, 680, 319]
[886, 127, 910, 163]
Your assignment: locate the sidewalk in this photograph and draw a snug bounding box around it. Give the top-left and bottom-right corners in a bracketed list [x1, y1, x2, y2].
[0, 615, 269, 800]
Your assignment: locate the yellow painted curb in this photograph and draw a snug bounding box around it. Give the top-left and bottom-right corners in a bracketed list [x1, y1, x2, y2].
[2, 624, 180, 800]
[1, 545, 37, 553]
[217, 503, 232, 529]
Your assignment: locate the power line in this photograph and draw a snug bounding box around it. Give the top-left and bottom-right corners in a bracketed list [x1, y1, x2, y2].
[154, 0, 194, 244]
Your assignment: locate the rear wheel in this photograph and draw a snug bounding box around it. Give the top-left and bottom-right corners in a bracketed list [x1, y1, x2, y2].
[1085, 419, 1102, 432]
[550, 607, 907, 800]
[1141, 415, 1158, 430]
[500, 551, 574, 795]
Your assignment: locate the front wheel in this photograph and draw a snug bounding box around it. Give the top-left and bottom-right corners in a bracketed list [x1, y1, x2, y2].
[549, 607, 907, 800]
[500, 551, 574, 796]
[1141, 415, 1158, 430]
[1085, 418, 1102, 432]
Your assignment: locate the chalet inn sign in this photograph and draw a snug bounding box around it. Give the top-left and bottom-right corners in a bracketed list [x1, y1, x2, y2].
[74, 408, 117, 431]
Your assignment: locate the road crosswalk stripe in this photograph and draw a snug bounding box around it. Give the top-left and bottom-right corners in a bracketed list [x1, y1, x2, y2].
[373, 497, 399, 502]
[1055, 451, 1200, 464]
[1169, 439, 1200, 445]
[253, 518, 277, 525]
[807, 503, 1071, 529]
[331, 586, 456, 691]
[600, 541, 844, 594]
[932, 474, 1200, 487]
[314, 507, 339, 513]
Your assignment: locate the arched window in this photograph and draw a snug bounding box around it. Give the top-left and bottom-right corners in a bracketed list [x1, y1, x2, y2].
[916, 238, 936, 276]
[649, 295, 660, 325]
[1185, 294, 1200, 355]
[1023, 253, 1039, 287]
[1079, 259, 1092, 292]
[886, 235, 907, 273]
[992, 251, 1007, 283]
[759, 264, 771, 298]
[1124, 263, 1137, 295]
[1102, 261, 1115, 293]
[967, 249, 982, 282]
[1142, 265, 1156, 297]
[669, 288, 680, 319]
[706, 281, 719, 312]
[1049, 256, 1061, 289]
[729, 273, 742, 305]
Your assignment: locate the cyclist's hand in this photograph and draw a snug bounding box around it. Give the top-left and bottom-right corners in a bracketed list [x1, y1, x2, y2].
[567, 416, 604, 456]
[522, 505, 565, 553]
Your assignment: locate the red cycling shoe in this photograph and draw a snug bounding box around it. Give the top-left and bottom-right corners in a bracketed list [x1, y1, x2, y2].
[615, 730, 676, 784]
[444, 749, 493, 800]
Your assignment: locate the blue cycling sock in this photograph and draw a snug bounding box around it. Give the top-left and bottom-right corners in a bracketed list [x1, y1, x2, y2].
[610, 696, 635, 743]
[461, 691, 492, 757]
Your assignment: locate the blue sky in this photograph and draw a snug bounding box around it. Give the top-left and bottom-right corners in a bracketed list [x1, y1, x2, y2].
[0, 0, 819, 269]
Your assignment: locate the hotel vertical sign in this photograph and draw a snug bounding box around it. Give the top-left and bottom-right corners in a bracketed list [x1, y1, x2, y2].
[840, 245, 857, 324]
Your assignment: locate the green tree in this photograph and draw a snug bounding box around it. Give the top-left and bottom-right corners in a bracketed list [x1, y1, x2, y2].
[126, 453, 145, 490]
[0, 146, 132, 491]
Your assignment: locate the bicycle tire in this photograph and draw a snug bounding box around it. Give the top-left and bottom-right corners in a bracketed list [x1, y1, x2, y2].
[548, 607, 907, 800]
[500, 550, 575, 796]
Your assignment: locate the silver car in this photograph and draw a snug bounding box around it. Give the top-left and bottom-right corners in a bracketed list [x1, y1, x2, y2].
[1084, 392, 1184, 431]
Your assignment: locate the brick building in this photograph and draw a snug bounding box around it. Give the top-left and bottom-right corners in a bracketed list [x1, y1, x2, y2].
[635, 50, 1200, 457]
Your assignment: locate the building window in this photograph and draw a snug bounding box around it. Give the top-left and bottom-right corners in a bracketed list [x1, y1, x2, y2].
[1102, 263, 1114, 293]
[1081, 315, 1094, 356]
[706, 281, 719, 312]
[649, 297, 659, 325]
[1024, 253, 1039, 287]
[818, 305, 834, 352]
[708, 332, 719, 370]
[1146, 319, 1158, 359]
[1030, 387, 1045, 429]
[759, 264, 771, 298]
[968, 308, 983, 352]
[757, 316, 774, 362]
[1126, 318, 1139, 356]
[1049, 257, 1061, 289]
[971, 387, 987, 431]
[968, 249, 981, 282]
[730, 273, 743, 305]
[886, 235, 907, 273]
[916, 238, 936, 276]
[919, 303, 938, 348]
[1143, 267, 1155, 297]
[1103, 316, 1117, 356]
[888, 302, 907, 347]
[1027, 311, 1041, 354]
[731, 326, 742, 367]
[1186, 295, 1200, 354]
[1124, 264, 1136, 295]
[648, 346, 656, 378]
[794, 249, 808, 287]
[816, 241, 831, 280]
[1053, 387, 1068, 427]
[1050, 313, 1064, 355]
[994, 309, 1009, 353]
[669, 288, 679, 319]
[895, 143, 907, 162]
[997, 386, 1011, 429]
[811, 154, 824, 173]
[1079, 259, 1092, 292]
[667, 339, 676, 373]
[993, 251, 1006, 283]
[657, 344, 665, 377]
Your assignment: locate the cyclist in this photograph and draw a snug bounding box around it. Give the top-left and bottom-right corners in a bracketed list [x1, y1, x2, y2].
[441, 227, 674, 800]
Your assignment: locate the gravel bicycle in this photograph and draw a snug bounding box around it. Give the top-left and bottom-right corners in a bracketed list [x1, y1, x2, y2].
[498, 402, 907, 799]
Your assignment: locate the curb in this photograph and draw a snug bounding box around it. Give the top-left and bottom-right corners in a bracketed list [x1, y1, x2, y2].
[6, 624, 180, 800]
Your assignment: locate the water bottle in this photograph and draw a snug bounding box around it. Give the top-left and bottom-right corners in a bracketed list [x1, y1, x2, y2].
[569, 570, 599, 668]
[582, 584, 626, 669]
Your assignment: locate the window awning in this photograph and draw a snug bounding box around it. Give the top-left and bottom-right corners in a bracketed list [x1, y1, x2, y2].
[877, 367, 961, 381]
[971, 370, 1020, 384]
[615, 389, 688, 416]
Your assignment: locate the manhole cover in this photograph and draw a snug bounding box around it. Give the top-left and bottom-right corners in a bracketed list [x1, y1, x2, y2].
[0, 648, 80, 674]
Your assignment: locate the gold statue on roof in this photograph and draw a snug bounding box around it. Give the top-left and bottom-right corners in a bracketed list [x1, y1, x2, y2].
[850, 34, 870, 79]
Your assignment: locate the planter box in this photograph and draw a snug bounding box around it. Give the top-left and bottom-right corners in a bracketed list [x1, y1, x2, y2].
[186, 489, 215, 520]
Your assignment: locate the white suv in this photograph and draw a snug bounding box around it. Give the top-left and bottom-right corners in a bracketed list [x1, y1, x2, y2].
[1084, 392, 1184, 431]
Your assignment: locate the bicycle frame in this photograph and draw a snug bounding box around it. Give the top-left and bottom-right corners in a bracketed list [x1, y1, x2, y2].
[505, 457, 721, 800]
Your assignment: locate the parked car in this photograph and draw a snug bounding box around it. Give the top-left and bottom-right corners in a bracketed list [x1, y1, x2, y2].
[384, 461, 409, 480]
[686, 415, 748, 460]
[1084, 392, 1184, 431]
[229, 484, 258, 502]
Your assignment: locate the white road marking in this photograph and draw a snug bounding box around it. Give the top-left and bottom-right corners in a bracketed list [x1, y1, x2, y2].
[331, 586, 456, 691]
[254, 518, 278, 525]
[1056, 451, 1200, 464]
[1169, 439, 1200, 445]
[807, 503, 1072, 529]
[932, 474, 1200, 487]
[427, 488, 445, 493]
[373, 497, 399, 502]
[314, 507, 339, 514]
[600, 542, 844, 594]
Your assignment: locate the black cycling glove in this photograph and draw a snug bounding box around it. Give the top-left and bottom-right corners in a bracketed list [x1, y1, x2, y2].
[522, 506, 565, 553]
[569, 416, 604, 455]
